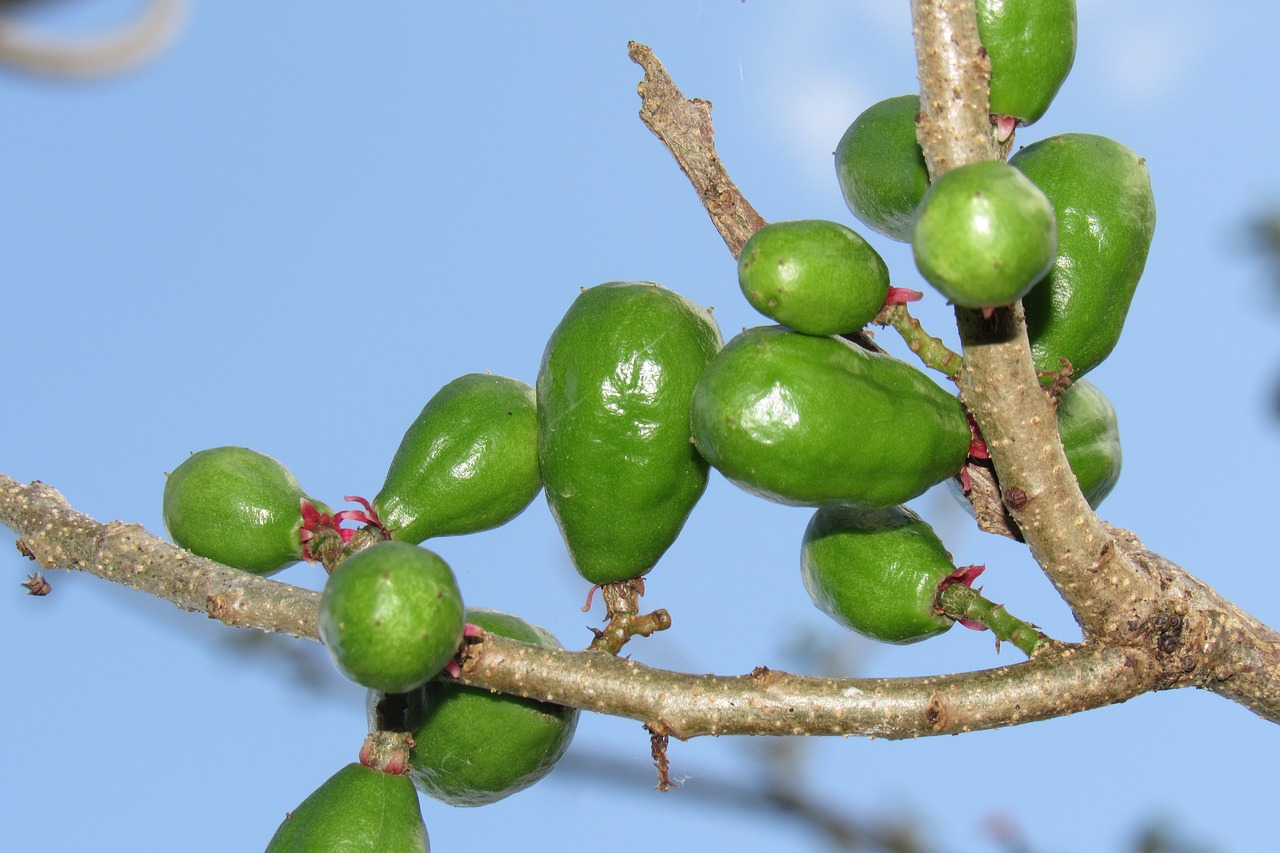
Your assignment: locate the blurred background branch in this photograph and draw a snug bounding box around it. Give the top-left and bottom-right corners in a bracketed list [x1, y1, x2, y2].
[0, 0, 184, 78]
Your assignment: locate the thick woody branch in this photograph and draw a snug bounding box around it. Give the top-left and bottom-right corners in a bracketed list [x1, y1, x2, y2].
[910, 0, 1163, 641]
[5, 471, 1280, 730]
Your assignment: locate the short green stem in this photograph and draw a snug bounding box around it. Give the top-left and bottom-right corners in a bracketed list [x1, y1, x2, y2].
[875, 302, 963, 378]
[937, 582, 1045, 656]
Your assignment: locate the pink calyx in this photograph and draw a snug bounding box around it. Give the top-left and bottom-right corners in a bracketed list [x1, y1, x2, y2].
[992, 114, 1018, 143]
[337, 494, 386, 533]
[299, 498, 345, 563]
[883, 286, 924, 305]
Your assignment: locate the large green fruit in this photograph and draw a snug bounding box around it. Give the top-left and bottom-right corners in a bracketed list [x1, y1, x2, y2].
[912, 159, 1057, 309]
[738, 219, 889, 336]
[834, 94, 929, 242]
[801, 504, 956, 644]
[406, 608, 579, 807]
[163, 446, 330, 576]
[374, 373, 541, 545]
[263, 763, 429, 852]
[977, 0, 1077, 126]
[1056, 378, 1122, 509]
[690, 326, 970, 508]
[319, 541, 465, 694]
[1010, 133, 1156, 379]
[537, 281, 722, 585]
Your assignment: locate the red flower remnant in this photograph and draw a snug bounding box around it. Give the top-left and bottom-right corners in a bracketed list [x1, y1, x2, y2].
[884, 286, 925, 304]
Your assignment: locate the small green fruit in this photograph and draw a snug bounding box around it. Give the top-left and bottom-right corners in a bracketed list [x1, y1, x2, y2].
[1010, 133, 1156, 379]
[834, 94, 930, 242]
[801, 504, 956, 644]
[690, 326, 970, 509]
[1056, 379, 1122, 509]
[263, 763, 429, 852]
[737, 219, 889, 336]
[537, 281, 722, 585]
[163, 446, 329, 576]
[977, 0, 1078, 126]
[319, 541, 464, 694]
[374, 373, 541, 545]
[406, 608, 579, 807]
[912, 160, 1057, 309]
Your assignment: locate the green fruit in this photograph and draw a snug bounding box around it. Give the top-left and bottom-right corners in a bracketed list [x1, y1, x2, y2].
[977, 0, 1077, 126]
[737, 219, 889, 336]
[834, 94, 929, 242]
[912, 160, 1057, 309]
[537, 281, 722, 585]
[690, 326, 970, 509]
[801, 504, 956, 644]
[406, 608, 579, 807]
[1056, 378, 1122, 509]
[374, 373, 541, 545]
[163, 446, 329, 576]
[319, 541, 465, 694]
[263, 763, 429, 852]
[1010, 133, 1156, 379]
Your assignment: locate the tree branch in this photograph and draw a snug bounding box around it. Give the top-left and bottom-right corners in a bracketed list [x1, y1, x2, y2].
[6, 28, 1280, 748]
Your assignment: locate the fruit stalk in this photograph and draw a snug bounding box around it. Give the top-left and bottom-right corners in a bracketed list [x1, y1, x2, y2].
[935, 582, 1043, 656]
[873, 301, 963, 378]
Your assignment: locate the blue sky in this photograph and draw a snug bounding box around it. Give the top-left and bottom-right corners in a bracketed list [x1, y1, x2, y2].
[3, 2, 1279, 851]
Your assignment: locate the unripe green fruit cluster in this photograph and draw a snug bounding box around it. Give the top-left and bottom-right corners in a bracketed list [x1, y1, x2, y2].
[147, 6, 1165, 845]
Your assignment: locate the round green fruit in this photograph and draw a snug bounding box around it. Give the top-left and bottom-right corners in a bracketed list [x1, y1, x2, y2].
[737, 219, 889, 336]
[1010, 133, 1156, 379]
[977, 0, 1078, 126]
[1056, 378, 1122, 509]
[690, 326, 970, 509]
[163, 446, 329, 576]
[912, 159, 1057, 309]
[263, 763, 429, 853]
[834, 94, 930, 242]
[406, 608, 579, 807]
[537, 281, 722, 585]
[374, 373, 541, 545]
[801, 504, 957, 644]
[319, 541, 465, 694]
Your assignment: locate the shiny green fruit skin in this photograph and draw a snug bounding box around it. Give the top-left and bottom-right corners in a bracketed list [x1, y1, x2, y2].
[834, 94, 929, 242]
[374, 373, 541, 545]
[1057, 379, 1122, 509]
[738, 219, 889, 336]
[263, 763, 429, 853]
[1010, 133, 1156, 379]
[977, 0, 1077, 126]
[537, 281, 722, 585]
[912, 160, 1057, 309]
[801, 504, 955, 644]
[319, 541, 465, 694]
[163, 446, 327, 576]
[690, 326, 970, 509]
[407, 608, 579, 807]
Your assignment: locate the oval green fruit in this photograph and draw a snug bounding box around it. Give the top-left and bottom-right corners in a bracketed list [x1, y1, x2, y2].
[1010, 133, 1156, 379]
[374, 373, 541, 545]
[801, 504, 956, 644]
[690, 326, 970, 509]
[163, 446, 329, 576]
[977, 0, 1077, 126]
[834, 94, 929, 242]
[912, 159, 1057, 309]
[738, 219, 889, 336]
[1056, 378, 1122, 509]
[319, 541, 465, 694]
[263, 763, 429, 853]
[406, 608, 579, 807]
[537, 281, 722, 585]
